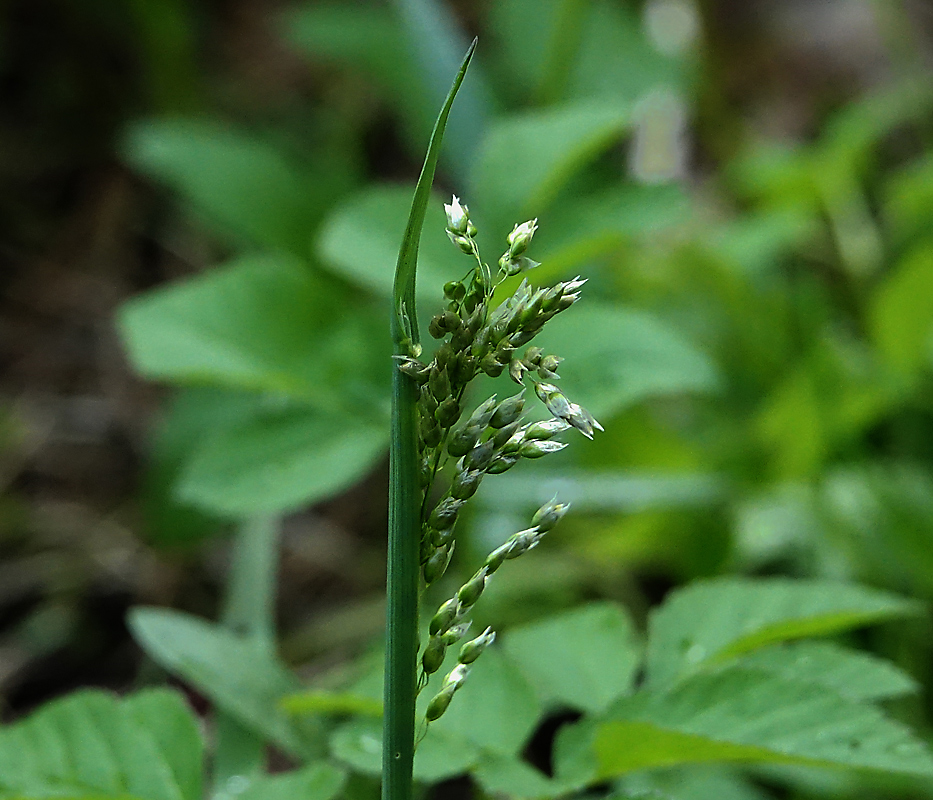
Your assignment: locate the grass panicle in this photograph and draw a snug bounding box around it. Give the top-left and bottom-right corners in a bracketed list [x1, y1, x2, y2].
[398, 197, 599, 736]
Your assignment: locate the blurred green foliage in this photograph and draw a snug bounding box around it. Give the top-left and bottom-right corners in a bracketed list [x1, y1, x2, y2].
[4, 0, 933, 798]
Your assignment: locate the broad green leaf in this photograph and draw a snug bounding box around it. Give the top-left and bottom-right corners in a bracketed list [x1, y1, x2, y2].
[728, 641, 918, 703]
[123, 119, 315, 256]
[122, 690, 203, 800]
[393, 0, 489, 181]
[317, 185, 458, 302]
[280, 3, 434, 156]
[140, 388, 255, 546]
[821, 463, 933, 596]
[884, 153, 933, 245]
[0, 689, 202, 800]
[329, 718, 480, 783]
[645, 578, 919, 688]
[535, 184, 690, 278]
[503, 602, 641, 714]
[537, 303, 719, 420]
[430, 647, 542, 756]
[118, 255, 388, 411]
[488, 0, 577, 102]
[555, 668, 933, 782]
[177, 405, 386, 516]
[236, 764, 345, 800]
[618, 766, 770, 800]
[128, 608, 319, 760]
[869, 242, 933, 375]
[472, 102, 630, 224]
[568, 0, 688, 104]
[473, 753, 584, 800]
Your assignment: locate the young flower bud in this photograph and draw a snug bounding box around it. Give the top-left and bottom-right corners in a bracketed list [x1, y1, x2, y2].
[429, 367, 451, 401]
[484, 540, 515, 573]
[428, 497, 464, 530]
[425, 686, 454, 722]
[428, 315, 446, 339]
[425, 665, 470, 721]
[444, 195, 470, 235]
[508, 329, 539, 348]
[447, 425, 481, 458]
[524, 417, 572, 440]
[519, 439, 569, 458]
[435, 396, 462, 427]
[430, 598, 461, 636]
[479, 353, 505, 377]
[537, 354, 562, 379]
[499, 255, 521, 276]
[485, 453, 521, 474]
[421, 636, 448, 675]
[507, 219, 538, 258]
[565, 402, 604, 440]
[421, 417, 442, 449]
[458, 627, 496, 665]
[465, 439, 496, 472]
[457, 568, 488, 607]
[523, 346, 543, 365]
[449, 353, 477, 384]
[534, 382, 574, 421]
[423, 542, 455, 585]
[420, 388, 438, 414]
[490, 391, 525, 428]
[508, 358, 528, 385]
[491, 419, 523, 449]
[450, 468, 483, 500]
[395, 356, 430, 383]
[507, 528, 547, 558]
[532, 496, 570, 532]
[430, 525, 456, 547]
[419, 455, 434, 487]
[443, 663, 470, 690]
[443, 621, 473, 645]
[444, 280, 466, 301]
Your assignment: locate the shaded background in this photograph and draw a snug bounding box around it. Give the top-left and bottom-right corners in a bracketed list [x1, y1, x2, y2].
[2, 0, 933, 790]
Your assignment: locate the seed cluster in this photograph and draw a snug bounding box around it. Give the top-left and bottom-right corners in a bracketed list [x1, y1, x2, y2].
[396, 196, 601, 730]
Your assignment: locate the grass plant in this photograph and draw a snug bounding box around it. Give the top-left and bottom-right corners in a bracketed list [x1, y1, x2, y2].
[384, 38, 602, 799]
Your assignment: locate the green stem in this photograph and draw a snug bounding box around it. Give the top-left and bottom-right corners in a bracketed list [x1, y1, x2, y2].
[212, 515, 279, 796]
[384, 39, 475, 800]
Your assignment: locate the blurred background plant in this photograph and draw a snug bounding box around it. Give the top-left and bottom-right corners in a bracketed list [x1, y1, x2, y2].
[2, 0, 933, 798]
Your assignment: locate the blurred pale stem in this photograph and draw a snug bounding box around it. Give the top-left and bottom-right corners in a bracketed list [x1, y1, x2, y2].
[212, 515, 279, 796]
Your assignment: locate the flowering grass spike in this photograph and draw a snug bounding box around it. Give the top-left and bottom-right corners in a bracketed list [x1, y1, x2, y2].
[396, 196, 602, 733]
